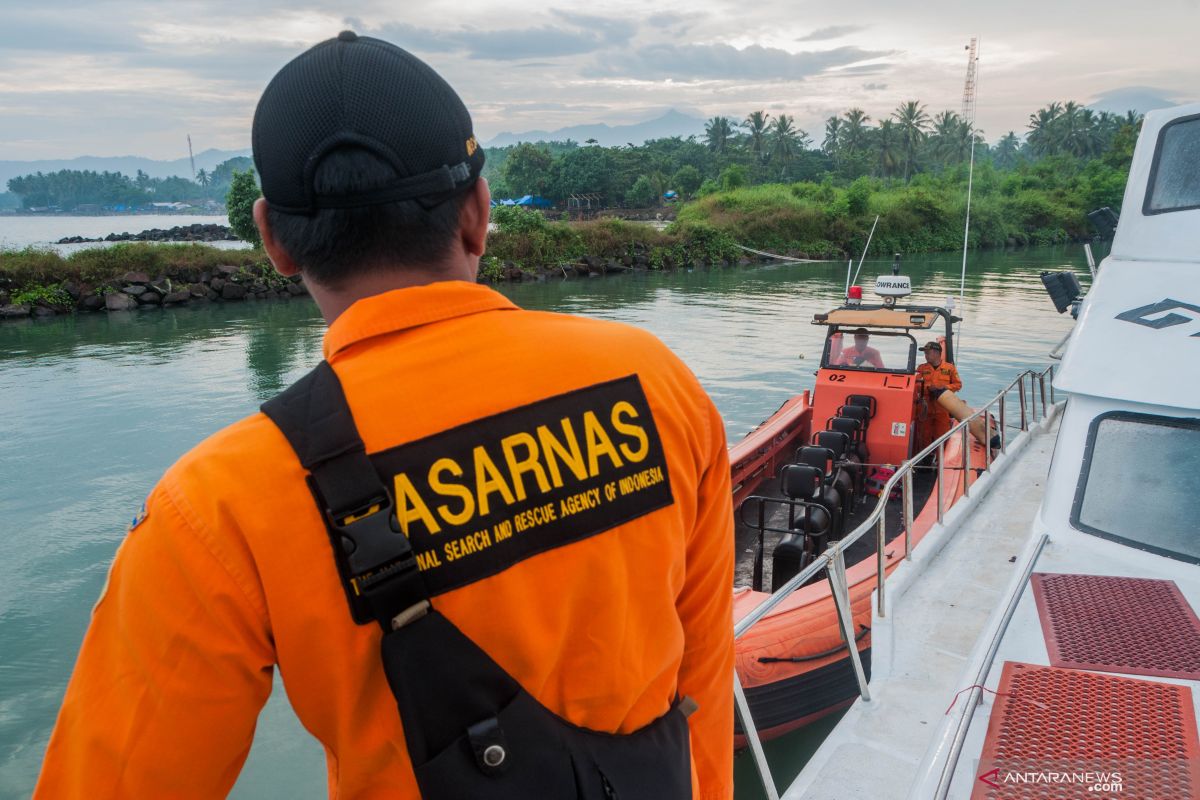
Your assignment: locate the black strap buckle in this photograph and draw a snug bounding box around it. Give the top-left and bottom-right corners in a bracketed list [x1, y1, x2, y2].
[327, 496, 418, 601]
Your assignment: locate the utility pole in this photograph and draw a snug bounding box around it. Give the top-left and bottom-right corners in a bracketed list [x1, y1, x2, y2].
[187, 134, 196, 180]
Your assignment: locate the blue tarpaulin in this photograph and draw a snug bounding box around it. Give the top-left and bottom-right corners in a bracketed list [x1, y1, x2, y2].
[491, 195, 553, 208]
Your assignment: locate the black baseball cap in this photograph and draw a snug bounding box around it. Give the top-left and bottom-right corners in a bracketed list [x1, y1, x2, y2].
[919, 341, 942, 352]
[252, 31, 485, 215]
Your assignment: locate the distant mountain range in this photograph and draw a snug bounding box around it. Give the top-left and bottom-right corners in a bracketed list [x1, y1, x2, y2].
[1087, 87, 1181, 117]
[0, 148, 251, 189]
[483, 109, 706, 148]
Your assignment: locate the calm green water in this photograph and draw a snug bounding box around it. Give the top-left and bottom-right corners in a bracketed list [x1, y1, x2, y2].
[0, 248, 1089, 797]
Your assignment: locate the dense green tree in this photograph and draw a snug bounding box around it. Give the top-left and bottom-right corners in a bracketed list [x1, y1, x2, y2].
[547, 146, 617, 203]
[225, 169, 262, 247]
[671, 165, 702, 198]
[625, 175, 658, 207]
[501, 143, 554, 197]
[719, 164, 747, 191]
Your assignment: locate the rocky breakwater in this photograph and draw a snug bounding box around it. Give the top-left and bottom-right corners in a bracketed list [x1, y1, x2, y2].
[57, 223, 236, 244]
[0, 265, 308, 320]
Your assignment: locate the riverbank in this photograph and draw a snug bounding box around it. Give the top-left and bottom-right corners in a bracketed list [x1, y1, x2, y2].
[0, 243, 298, 319]
[0, 175, 1109, 320]
[0, 222, 768, 319]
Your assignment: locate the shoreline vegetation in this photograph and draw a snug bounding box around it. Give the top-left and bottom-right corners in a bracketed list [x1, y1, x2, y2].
[2, 99, 1135, 320]
[0, 166, 1116, 320]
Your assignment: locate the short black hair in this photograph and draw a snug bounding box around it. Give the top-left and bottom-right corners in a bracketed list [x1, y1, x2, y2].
[266, 147, 470, 288]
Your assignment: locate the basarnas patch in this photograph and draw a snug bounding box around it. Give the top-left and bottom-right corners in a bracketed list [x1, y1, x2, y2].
[365, 374, 674, 596]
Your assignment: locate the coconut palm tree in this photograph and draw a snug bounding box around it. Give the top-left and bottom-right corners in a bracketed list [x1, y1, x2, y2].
[842, 108, 871, 156]
[1027, 102, 1063, 156]
[892, 100, 930, 181]
[874, 120, 901, 178]
[822, 116, 842, 156]
[743, 110, 772, 162]
[704, 116, 735, 155]
[770, 115, 808, 178]
[195, 168, 210, 188]
[993, 132, 1021, 170]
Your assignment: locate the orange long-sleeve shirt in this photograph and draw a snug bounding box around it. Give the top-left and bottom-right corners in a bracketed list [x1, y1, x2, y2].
[36, 281, 734, 799]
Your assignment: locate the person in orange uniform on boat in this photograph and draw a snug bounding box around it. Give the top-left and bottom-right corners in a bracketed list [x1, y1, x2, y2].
[835, 328, 885, 368]
[35, 32, 733, 800]
[916, 341, 963, 449]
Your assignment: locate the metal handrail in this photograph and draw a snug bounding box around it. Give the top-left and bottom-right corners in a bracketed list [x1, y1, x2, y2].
[929, 532, 1050, 799]
[733, 364, 1057, 796]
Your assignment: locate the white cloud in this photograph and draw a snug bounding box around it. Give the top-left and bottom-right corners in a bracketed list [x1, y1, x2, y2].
[0, 0, 1196, 160]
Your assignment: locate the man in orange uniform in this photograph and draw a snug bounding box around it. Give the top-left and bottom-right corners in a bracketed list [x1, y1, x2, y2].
[36, 32, 733, 800]
[916, 340, 963, 449]
[835, 328, 885, 368]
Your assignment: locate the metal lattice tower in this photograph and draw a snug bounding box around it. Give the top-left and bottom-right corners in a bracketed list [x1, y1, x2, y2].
[187, 134, 196, 180]
[960, 38, 979, 123]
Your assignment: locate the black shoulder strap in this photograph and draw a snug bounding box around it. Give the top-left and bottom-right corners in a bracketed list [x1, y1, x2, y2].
[262, 361, 427, 629]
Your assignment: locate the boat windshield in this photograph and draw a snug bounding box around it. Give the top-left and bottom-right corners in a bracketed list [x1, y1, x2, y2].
[823, 330, 916, 373]
[1071, 412, 1200, 564]
[1145, 113, 1200, 214]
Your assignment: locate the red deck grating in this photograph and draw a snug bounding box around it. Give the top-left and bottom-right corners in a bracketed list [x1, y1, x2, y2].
[1031, 572, 1200, 680]
[972, 661, 1200, 800]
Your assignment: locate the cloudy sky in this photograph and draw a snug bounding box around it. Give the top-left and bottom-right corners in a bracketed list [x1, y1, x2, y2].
[1, 0, 1197, 161]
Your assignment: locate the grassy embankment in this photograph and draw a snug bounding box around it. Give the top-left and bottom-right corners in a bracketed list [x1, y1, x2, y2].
[0, 243, 273, 310]
[1, 165, 1116, 307]
[485, 161, 1117, 275]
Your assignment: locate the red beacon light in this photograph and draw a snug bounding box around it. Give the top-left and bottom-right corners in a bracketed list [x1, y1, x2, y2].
[847, 285, 863, 304]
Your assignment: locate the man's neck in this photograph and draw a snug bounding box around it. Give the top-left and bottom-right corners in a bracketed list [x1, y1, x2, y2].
[307, 262, 477, 325]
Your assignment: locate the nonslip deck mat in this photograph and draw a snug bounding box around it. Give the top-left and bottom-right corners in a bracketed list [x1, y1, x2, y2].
[971, 661, 1200, 799]
[1031, 572, 1200, 680]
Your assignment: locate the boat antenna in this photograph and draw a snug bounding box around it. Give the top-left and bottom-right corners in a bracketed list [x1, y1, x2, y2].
[956, 37, 980, 348]
[849, 214, 880, 289]
[844, 259, 853, 296]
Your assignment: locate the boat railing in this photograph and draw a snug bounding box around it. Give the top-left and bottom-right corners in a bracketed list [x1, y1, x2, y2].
[733, 364, 1057, 800]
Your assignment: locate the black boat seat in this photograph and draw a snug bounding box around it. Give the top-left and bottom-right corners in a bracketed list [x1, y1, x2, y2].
[779, 464, 833, 534]
[829, 416, 870, 462]
[836, 404, 871, 431]
[792, 447, 847, 538]
[796, 445, 854, 521]
[813, 431, 861, 507]
[845, 394, 877, 418]
[776, 464, 832, 589]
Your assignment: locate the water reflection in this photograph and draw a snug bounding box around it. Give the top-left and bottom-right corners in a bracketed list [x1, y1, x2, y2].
[0, 245, 1094, 798]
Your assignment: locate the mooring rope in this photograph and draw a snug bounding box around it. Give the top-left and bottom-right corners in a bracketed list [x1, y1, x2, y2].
[734, 243, 835, 263]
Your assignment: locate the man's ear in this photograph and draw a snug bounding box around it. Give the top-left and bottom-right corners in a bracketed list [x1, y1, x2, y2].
[254, 197, 300, 277]
[460, 178, 491, 258]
